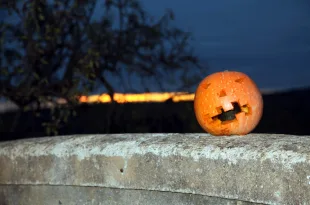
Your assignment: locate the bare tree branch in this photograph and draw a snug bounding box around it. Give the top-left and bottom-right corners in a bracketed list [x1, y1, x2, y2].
[0, 0, 207, 135]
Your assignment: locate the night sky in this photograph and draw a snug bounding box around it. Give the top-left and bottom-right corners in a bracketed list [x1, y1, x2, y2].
[2, 0, 310, 93]
[109, 0, 310, 92]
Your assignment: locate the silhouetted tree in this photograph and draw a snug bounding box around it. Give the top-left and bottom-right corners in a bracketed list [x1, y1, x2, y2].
[0, 0, 206, 135]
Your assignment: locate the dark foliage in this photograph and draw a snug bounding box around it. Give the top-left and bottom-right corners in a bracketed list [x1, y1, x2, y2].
[1, 88, 310, 141]
[0, 0, 206, 135]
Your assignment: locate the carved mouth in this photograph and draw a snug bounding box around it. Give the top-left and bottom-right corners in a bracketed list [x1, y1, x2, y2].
[212, 102, 250, 123]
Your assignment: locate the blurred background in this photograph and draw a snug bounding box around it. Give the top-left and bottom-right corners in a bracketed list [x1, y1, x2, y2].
[0, 0, 310, 141]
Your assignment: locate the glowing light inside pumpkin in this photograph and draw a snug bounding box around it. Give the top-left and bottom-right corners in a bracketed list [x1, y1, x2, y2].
[211, 102, 251, 123]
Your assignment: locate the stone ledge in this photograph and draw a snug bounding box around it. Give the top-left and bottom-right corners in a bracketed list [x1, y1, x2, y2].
[0, 185, 262, 205]
[1, 133, 310, 205]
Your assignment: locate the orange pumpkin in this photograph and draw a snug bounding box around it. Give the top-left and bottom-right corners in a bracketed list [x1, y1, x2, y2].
[194, 71, 263, 136]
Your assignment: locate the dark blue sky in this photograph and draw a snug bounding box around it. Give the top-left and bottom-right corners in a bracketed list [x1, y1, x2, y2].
[93, 0, 310, 93]
[3, 0, 310, 93]
[138, 0, 310, 92]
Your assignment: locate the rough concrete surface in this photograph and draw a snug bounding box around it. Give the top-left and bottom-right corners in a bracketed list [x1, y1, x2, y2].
[0, 133, 310, 205]
[0, 185, 262, 205]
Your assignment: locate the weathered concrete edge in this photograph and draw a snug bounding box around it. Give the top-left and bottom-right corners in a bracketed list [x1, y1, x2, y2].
[0, 184, 262, 205]
[1, 133, 310, 205]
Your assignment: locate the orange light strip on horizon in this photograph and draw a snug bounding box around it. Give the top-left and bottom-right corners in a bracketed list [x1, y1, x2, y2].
[79, 92, 195, 103]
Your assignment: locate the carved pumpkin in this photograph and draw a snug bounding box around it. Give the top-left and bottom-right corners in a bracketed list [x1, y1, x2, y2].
[194, 71, 263, 136]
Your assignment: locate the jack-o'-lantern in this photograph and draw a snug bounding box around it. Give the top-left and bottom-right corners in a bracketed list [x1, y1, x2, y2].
[194, 71, 263, 136]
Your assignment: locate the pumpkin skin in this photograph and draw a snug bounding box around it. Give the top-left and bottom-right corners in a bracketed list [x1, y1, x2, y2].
[194, 71, 263, 136]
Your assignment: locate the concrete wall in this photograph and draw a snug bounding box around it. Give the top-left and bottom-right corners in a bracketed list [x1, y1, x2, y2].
[1, 133, 310, 205]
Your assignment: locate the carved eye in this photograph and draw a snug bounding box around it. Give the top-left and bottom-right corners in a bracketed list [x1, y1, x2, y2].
[194, 71, 263, 136]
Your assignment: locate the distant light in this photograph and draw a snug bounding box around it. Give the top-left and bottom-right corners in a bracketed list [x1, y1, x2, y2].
[77, 88, 281, 104]
[79, 92, 195, 104]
